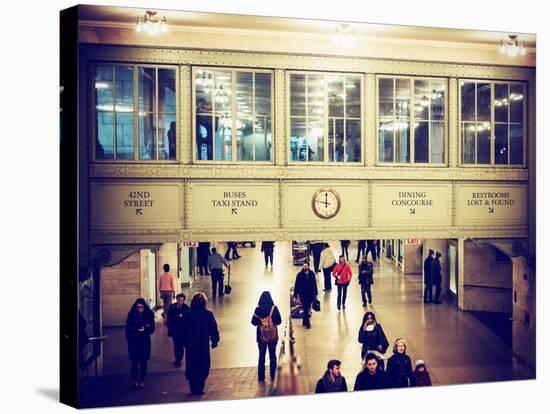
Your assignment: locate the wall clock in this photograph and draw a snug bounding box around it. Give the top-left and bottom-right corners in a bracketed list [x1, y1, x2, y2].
[311, 188, 341, 219]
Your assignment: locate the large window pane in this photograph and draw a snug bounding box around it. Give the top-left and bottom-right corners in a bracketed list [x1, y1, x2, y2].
[328, 76, 344, 117]
[290, 118, 307, 161]
[308, 119, 324, 162]
[195, 70, 213, 113]
[236, 117, 254, 161]
[430, 122, 445, 164]
[414, 80, 430, 121]
[345, 119, 361, 162]
[430, 80, 445, 121]
[308, 75, 325, 119]
[290, 74, 306, 117]
[255, 72, 271, 116]
[158, 69, 176, 113]
[116, 112, 134, 160]
[395, 118, 410, 163]
[462, 123, 476, 164]
[158, 114, 176, 160]
[196, 115, 212, 161]
[379, 121, 394, 163]
[494, 83, 508, 123]
[477, 83, 491, 121]
[115, 67, 134, 112]
[461, 82, 475, 121]
[255, 117, 272, 161]
[379, 78, 393, 117]
[139, 113, 155, 160]
[138, 67, 155, 113]
[494, 124, 508, 165]
[346, 76, 361, 117]
[510, 84, 524, 123]
[395, 79, 410, 117]
[214, 115, 232, 161]
[477, 126, 491, 164]
[329, 119, 344, 161]
[510, 124, 524, 165]
[96, 112, 114, 159]
[236, 72, 253, 117]
[95, 66, 113, 110]
[414, 122, 429, 163]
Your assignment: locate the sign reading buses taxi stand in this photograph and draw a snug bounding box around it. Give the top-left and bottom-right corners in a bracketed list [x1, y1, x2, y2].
[90, 182, 184, 230]
[187, 181, 279, 229]
[456, 183, 528, 227]
[371, 182, 452, 228]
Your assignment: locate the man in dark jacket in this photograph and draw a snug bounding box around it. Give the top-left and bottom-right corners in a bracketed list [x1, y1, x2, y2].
[166, 293, 189, 368]
[365, 240, 377, 261]
[358, 256, 374, 306]
[260, 241, 275, 267]
[423, 249, 434, 303]
[431, 252, 443, 304]
[197, 242, 211, 275]
[356, 240, 367, 263]
[354, 353, 391, 391]
[310, 241, 325, 273]
[251, 291, 282, 381]
[315, 359, 348, 393]
[182, 292, 220, 395]
[293, 261, 318, 329]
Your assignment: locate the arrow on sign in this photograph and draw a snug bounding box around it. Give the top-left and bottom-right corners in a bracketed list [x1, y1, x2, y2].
[409, 208, 416, 215]
[231, 208, 238, 215]
[488, 207, 494, 214]
[136, 209, 143, 215]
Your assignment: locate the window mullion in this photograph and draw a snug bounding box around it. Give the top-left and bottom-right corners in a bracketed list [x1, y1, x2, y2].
[133, 65, 138, 161]
[410, 78, 415, 165]
[490, 82, 495, 166]
[252, 72, 256, 162]
[232, 69, 237, 162]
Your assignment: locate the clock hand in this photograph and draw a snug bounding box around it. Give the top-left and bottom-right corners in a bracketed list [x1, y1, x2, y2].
[315, 199, 330, 207]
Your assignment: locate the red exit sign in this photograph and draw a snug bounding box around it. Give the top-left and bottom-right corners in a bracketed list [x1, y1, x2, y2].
[406, 238, 419, 244]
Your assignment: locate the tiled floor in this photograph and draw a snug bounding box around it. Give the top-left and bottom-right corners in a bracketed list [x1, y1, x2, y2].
[83, 241, 534, 407]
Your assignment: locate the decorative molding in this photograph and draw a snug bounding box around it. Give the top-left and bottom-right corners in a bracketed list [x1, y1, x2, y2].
[180, 66, 191, 164]
[448, 78, 458, 168]
[274, 69, 287, 166]
[81, 45, 535, 81]
[365, 73, 376, 167]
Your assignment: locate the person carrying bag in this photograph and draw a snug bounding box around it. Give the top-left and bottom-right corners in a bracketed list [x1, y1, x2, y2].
[332, 255, 352, 310]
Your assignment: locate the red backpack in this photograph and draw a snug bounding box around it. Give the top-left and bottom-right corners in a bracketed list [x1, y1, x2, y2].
[254, 306, 278, 343]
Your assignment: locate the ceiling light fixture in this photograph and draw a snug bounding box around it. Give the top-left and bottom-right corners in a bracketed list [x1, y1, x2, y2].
[136, 10, 168, 35]
[333, 23, 357, 48]
[499, 34, 526, 57]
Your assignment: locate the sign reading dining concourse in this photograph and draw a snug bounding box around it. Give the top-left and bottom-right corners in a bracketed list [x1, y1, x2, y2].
[371, 183, 452, 227]
[456, 183, 527, 226]
[188, 182, 278, 228]
[90, 183, 183, 230]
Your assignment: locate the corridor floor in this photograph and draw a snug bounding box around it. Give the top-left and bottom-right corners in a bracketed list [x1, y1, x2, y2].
[83, 241, 534, 407]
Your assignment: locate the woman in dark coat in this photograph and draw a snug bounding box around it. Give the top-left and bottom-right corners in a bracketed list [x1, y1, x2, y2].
[251, 291, 282, 381]
[182, 292, 220, 395]
[125, 298, 155, 389]
[387, 338, 413, 388]
[358, 311, 389, 367]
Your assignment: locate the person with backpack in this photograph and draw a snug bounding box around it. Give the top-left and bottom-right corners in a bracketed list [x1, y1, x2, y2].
[251, 291, 282, 382]
[358, 256, 374, 306]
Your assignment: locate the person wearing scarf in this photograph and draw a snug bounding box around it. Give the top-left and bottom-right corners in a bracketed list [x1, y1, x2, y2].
[315, 359, 348, 393]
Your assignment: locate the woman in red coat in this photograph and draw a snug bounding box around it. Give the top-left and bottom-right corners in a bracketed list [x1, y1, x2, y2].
[332, 255, 353, 310]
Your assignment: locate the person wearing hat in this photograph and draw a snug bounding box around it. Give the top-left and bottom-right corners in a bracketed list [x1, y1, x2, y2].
[411, 359, 432, 386]
[387, 338, 413, 388]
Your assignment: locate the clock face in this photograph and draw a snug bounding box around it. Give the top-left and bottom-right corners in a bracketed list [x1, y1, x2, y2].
[311, 189, 341, 219]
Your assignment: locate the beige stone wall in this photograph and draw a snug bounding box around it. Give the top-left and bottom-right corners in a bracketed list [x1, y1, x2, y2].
[512, 256, 536, 368]
[461, 241, 512, 313]
[403, 242, 422, 274]
[100, 252, 141, 326]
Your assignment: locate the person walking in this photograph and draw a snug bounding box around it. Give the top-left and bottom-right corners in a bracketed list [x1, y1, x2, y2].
[251, 291, 282, 382]
[320, 243, 336, 292]
[181, 292, 220, 395]
[310, 241, 325, 273]
[375, 240, 381, 261]
[224, 241, 241, 260]
[386, 338, 413, 388]
[356, 240, 367, 263]
[332, 255, 352, 310]
[340, 240, 351, 262]
[315, 359, 348, 393]
[358, 256, 374, 306]
[353, 353, 391, 391]
[293, 261, 318, 329]
[158, 264, 175, 319]
[365, 240, 377, 261]
[166, 293, 189, 368]
[260, 241, 275, 267]
[197, 242, 211, 276]
[358, 311, 389, 364]
[207, 247, 230, 298]
[423, 249, 434, 303]
[431, 252, 443, 304]
[410, 359, 433, 386]
[125, 298, 155, 390]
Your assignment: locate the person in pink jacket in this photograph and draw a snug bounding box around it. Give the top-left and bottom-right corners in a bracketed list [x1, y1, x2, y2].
[158, 264, 176, 319]
[332, 255, 353, 310]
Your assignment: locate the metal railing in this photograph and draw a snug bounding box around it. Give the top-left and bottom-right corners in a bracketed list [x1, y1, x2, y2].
[272, 317, 303, 395]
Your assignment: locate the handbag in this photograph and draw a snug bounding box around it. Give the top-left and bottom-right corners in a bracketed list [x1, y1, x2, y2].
[312, 299, 321, 312]
[224, 268, 232, 295]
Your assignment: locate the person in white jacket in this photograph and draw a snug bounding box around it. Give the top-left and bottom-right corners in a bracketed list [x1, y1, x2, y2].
[320, 243, 337, 292]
